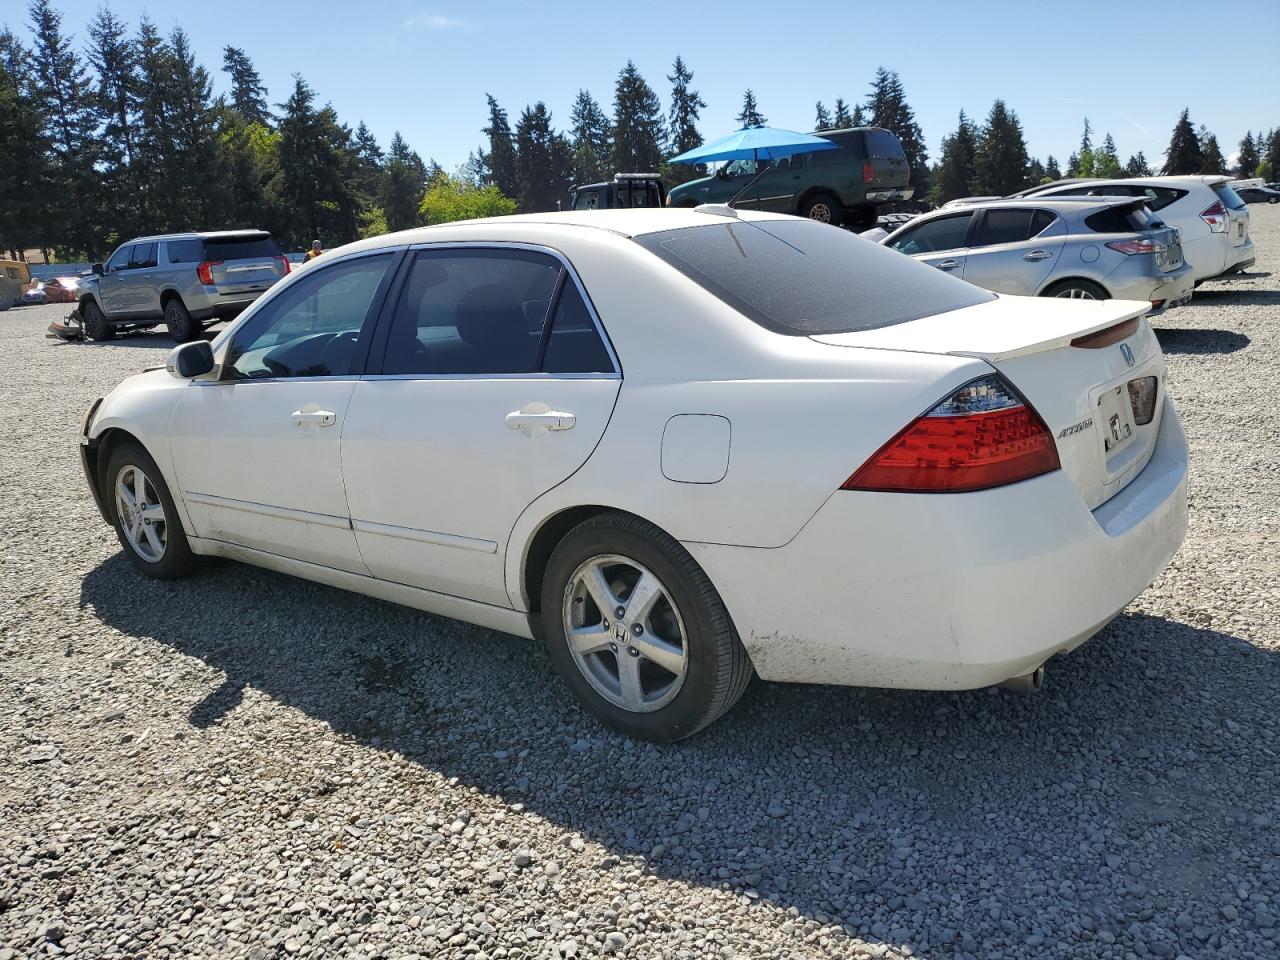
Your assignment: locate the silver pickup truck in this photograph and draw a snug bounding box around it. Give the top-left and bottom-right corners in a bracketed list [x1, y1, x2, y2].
[78, 230, 289, 342]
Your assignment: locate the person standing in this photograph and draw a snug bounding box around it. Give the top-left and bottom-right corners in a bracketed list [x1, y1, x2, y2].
[304, 240, 323, 262]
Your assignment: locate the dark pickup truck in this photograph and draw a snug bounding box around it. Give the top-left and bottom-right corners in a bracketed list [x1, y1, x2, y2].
[569, 174, 667, 211]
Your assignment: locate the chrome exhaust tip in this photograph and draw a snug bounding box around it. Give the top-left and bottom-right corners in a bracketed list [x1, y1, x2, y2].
[998, 665, 1045, 693]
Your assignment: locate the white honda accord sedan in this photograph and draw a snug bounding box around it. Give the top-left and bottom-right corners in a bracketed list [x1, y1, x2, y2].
[80, 208, 1188, 740]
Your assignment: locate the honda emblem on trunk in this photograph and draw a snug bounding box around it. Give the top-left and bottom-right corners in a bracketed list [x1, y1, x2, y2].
[1120, 343, 1135, 367]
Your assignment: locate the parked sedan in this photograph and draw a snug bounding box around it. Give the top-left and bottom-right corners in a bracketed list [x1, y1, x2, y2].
[80, 209, 1188, 740]
[1236, 185, 1280, 204]
[880, 197, 1194, 313]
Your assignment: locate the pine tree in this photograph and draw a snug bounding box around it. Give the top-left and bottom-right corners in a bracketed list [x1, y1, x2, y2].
[1262, 129, 1280, 179]
[132, 16, 179, 234]
[1124, 152, 1152, 177]
[851, 103, 865, 126]
[515, 102, 573, 212]
[813, 101, 831, 132]
[611, 61, 663, 174]
[382, 131, 426, 231]
[222, 46, 271, 125]
[1044, 155, 1061, 181]
[166, 27, 230, 229]
[85, 5, 139, 243]
[736, 88, 765, 127]
[1096, 132, 1121, 178]
[29, 0, 102, 255]
[973, 99, 1029, 196]
[1199, 129, 1225, 174]
[832, 97, 851, 128]
[569, 89, 611, 185]
[0, 29, 48, 257]
[1236, 132, 1258, 179]
[481, 94, 518, 197]
[1027, 157, 1045, 185]
[1079, 117, 1093, 156]
[864, 68, 928, 203]
[277, 74, 350, 246]
[351, 121, 385, 211]
[666, 57, 704, 184]
[1162, 108, 1202, 175]
[932, 109, 979, 204]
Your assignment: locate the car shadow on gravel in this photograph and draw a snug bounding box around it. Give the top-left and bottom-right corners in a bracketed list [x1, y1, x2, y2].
[1153, 327, 1250, 355]
[80, 555, 1280, 953]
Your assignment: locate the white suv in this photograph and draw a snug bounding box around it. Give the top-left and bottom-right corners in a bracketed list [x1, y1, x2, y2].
[1004, 176, 1254, 285]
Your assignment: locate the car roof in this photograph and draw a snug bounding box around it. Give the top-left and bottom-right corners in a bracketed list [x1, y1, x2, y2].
[931, 196, 1144, 215]
[126, 229, 274, 243]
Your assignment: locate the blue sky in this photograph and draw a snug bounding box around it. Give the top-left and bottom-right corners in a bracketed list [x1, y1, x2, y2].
[36, 0, 1280, 173]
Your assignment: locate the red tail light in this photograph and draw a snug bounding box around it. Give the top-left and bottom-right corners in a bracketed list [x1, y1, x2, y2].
[275, 255, 290, 275]
[196, 260, 222, 285]
[1105, 238, 1167, 256]
[1199, 200, 1227, 233]
[862, 163, 875, 183]
[841, 375, 1060, 493]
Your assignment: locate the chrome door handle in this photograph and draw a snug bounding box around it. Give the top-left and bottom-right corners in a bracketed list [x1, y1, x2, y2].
[505, 411, 576, 431]
[1023, 250, 1052, 261]
[936, 259, 962, 271]
[291, 409, 336, 427]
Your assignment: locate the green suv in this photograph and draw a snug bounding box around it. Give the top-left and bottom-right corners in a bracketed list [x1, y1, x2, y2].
[665, 127, 912, 229]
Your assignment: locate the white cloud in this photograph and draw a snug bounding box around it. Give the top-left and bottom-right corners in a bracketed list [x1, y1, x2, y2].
[404, 12, 469, 28]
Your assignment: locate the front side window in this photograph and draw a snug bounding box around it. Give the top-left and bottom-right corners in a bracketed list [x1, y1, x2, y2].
[105, 245, 132, 272]
[224, 253, 394, 380]
[573, 190, 600, 211]
[889, 213, 973, 255]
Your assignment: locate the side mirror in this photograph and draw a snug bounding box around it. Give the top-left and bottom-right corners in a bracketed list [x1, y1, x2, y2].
[166, 340, 215, 379]
[91, 263, 104, 275]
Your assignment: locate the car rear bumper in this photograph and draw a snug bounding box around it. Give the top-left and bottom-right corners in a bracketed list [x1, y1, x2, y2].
[865, 187, 915, 203]
[1106, 260, 1194, 316]
[686, 394, 1188, 689]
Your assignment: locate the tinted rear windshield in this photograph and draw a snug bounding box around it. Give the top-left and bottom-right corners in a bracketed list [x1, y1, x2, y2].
[634, 219, 995, 336]
[1084, 204, 1161, 234]
[1211, 183, 1247, 210]
[204, 235, 282, 259]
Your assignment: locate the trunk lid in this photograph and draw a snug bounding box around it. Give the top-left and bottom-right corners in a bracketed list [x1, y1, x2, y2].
[1209, 178, 1251, 249]
[813, 295, 1166, 509]
[203, 233, 286, 295]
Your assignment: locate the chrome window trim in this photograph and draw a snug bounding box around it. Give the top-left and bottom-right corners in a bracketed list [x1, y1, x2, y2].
[399, 239, 623, 378]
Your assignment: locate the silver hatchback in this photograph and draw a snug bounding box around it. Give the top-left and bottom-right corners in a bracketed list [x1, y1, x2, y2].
[79, 230, 289, 342]
[878, 198, 1194, 314]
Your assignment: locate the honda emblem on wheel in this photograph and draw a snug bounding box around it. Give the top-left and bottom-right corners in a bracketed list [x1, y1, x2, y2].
[1120, 343, 1135, 367]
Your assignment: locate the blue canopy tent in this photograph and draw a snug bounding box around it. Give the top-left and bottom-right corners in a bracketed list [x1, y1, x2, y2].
[668, 124, 838, 208]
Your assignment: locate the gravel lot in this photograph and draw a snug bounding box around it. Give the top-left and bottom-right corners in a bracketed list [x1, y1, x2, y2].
[3, 209, 1279, 960]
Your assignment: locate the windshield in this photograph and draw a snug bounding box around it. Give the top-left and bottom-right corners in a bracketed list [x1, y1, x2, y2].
[1211, 182, 1247, 211]
[721, 159, 758, 177]
[634, 219, 995, 336]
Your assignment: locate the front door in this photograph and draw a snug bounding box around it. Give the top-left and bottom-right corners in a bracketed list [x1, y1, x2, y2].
[341, 247, 621, 607]
[960, 208, 1064, 294]
[168, 251, 398, 573]
[98, 244, 133, 316]
[119, 241, 160, 315]
[885, 211, 975, 276]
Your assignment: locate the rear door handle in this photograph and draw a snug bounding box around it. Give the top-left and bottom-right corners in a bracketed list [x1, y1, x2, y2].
[1023, 250, 1052, 261]
[936, 259, 962, 271]
[506, 411, 576, 431]
[292, 409, 336, 427]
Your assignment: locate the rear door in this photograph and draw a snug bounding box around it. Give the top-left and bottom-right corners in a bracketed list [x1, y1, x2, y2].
[204, 233, 287, 299]
[885, 212, 974, 275]
[341, 245, 621, 607]
[1210, 180, 1251, 252]
[961, 208, 1065, 294]
[863, 128, 909, 189]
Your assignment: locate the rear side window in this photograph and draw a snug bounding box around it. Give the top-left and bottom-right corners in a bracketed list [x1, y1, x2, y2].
[1128, 186, 1186, 212]
[542, 282, 614, 373]
[635, 219, 994, 336]
[972, 209, 1035, 247]
[1211, 183, 1247, 210]
[166, 239, 204, 263]
[888, 213, 973, 254]
[1031, 210, 1057, 235]
[1084, 204, 1158, 233]
[811, 137, 849, 168]
[205, 235, 282, 260]
[128, 243, 157, 269]
[864, 129, 905, 160]
[381, 249, 561, 375]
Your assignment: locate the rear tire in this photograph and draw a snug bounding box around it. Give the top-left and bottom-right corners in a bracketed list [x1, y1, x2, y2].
[81, 299, 113, 341]
[165, 298, 198, 342]
[540, 512, 752, 742]
[105, 440, 196, 580]
[800, 192, 843, 226]
[1043, 278, 1109, 301]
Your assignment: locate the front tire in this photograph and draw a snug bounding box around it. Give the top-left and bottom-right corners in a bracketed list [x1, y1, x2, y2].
[540, 512, 752, 741]
[800, 193, 843, 226]
[1043, 278, 1109, 301]
[81, 300, 114, 341]
[165, 298, 198, 342]
[105, 440, 195, 580]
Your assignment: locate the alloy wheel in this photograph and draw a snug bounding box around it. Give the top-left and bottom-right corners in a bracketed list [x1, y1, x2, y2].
[1055, 287, 1097, 300]
[114, 464, 167, 563]
[561, 554, 688, 713]
[809, 203, 832, 223]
